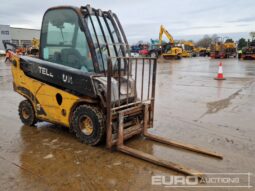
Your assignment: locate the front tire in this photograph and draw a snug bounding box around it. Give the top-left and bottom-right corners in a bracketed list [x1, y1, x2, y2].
[18, 100, 37, 126]
[72, 105, 105, 146]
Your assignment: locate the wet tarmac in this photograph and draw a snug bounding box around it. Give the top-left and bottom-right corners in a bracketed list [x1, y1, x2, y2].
[0, 56, 254, 190]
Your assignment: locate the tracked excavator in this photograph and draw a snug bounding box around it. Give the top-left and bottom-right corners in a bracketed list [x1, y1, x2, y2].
[149, 25, 183, 59]
[8, 5, 222, 177]
[159, 25, 183, 59]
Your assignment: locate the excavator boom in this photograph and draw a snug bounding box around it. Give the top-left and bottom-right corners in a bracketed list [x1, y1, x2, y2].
[159, 25, 174, 44]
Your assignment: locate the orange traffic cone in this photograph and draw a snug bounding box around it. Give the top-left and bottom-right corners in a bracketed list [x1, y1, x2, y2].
[214, 62, 226, 80]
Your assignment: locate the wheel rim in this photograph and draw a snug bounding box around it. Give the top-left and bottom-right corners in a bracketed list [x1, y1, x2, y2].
[22, 108, 30, 120]
[79, 116, 94, 136]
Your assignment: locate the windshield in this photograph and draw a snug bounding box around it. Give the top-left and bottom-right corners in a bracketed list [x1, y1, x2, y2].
[41, 9, 94, 72]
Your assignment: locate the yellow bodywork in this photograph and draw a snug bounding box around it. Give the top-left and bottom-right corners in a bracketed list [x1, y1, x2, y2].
[224, 42, 236, 49]
[180, 50, 191, 57]
[162, 47, 182, 58]
[180, 41, 194, 57]
[211, 42, 236, 52]
[194, 47, 206, 53]
[211, 42, 222, 52]
[11, 55, 82, 127]
[183, 41, 194, 48]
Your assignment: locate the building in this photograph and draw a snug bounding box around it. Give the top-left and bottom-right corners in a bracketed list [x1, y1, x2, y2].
[0, 24, 40, 50]
[0, 25, 11, 50]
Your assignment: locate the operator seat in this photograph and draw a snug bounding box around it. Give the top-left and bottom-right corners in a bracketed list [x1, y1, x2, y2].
[61, 48, 83, 69]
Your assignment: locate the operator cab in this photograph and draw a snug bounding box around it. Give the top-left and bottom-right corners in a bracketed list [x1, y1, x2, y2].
[18, 5, 132, 98]
[40, 5, 130, 74]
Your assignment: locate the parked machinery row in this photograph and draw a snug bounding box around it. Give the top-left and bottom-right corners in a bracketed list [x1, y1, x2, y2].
[210, 38, 237, 59]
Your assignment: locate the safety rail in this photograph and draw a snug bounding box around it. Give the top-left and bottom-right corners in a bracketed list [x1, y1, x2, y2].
[106, 56, 157, 148]
[107, 57, 157, 107]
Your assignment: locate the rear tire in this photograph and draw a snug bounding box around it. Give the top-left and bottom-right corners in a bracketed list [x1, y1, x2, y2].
[18, 100, 37, 126]
[72, 105, 105, 146]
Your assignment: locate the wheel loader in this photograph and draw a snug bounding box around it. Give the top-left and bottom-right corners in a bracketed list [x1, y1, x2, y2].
[9, 5, 222, 177]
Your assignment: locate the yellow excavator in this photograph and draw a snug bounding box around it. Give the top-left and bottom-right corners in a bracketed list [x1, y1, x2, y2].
[159, 25, 183, 59]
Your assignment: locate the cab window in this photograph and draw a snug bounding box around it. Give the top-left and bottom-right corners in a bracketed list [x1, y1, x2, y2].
[87, 16, 109, 71]
[41, 9, 94, 72]
[87, 15, 125, 72]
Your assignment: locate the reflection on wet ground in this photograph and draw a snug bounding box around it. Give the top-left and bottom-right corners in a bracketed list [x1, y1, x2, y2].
[0, 57, 255, 190]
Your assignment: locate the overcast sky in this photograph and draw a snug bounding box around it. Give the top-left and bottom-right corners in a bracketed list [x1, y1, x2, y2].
[0, 0, 254, 43]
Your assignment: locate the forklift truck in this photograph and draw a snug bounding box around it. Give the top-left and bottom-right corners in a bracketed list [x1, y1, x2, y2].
[10, 5, 222, 177]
